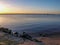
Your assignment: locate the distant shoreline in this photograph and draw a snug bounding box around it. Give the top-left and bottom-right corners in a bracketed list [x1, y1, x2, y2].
[0, 13, 60, 15]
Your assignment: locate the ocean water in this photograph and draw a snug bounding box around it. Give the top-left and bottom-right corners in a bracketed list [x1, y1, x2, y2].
[0, 15, 60, 33]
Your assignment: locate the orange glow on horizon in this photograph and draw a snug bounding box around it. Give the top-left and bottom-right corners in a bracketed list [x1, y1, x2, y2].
[0, 3, 60, 14]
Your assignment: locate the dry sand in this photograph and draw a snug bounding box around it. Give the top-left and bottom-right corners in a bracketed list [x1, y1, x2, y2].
[0, 32, 60, 45]
[38, 37, 60, 45]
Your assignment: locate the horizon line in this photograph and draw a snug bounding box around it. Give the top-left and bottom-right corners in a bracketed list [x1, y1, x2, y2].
[0, 13, 60, 15]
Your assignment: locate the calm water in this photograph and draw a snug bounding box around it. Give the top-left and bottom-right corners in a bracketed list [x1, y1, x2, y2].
[0, 15, 60, 33]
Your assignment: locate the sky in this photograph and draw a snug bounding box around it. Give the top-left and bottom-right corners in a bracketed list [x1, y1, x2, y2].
[0, 0, 60, 14]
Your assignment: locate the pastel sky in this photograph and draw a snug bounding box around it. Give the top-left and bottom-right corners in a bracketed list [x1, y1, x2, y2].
[0, 0, 60, 14]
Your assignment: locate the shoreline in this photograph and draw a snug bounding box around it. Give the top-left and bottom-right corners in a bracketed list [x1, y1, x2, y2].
[0, 31, 60, 45]
[0, 27, 60, 45]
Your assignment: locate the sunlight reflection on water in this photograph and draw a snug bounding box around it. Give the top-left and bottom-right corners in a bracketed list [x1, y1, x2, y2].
[0, 15, 60, 33]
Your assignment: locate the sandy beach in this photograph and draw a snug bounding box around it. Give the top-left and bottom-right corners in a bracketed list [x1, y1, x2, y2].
[0, 31, 60, 45]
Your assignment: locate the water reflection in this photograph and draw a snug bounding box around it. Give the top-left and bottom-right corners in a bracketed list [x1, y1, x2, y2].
[0, 15, 60, 33]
